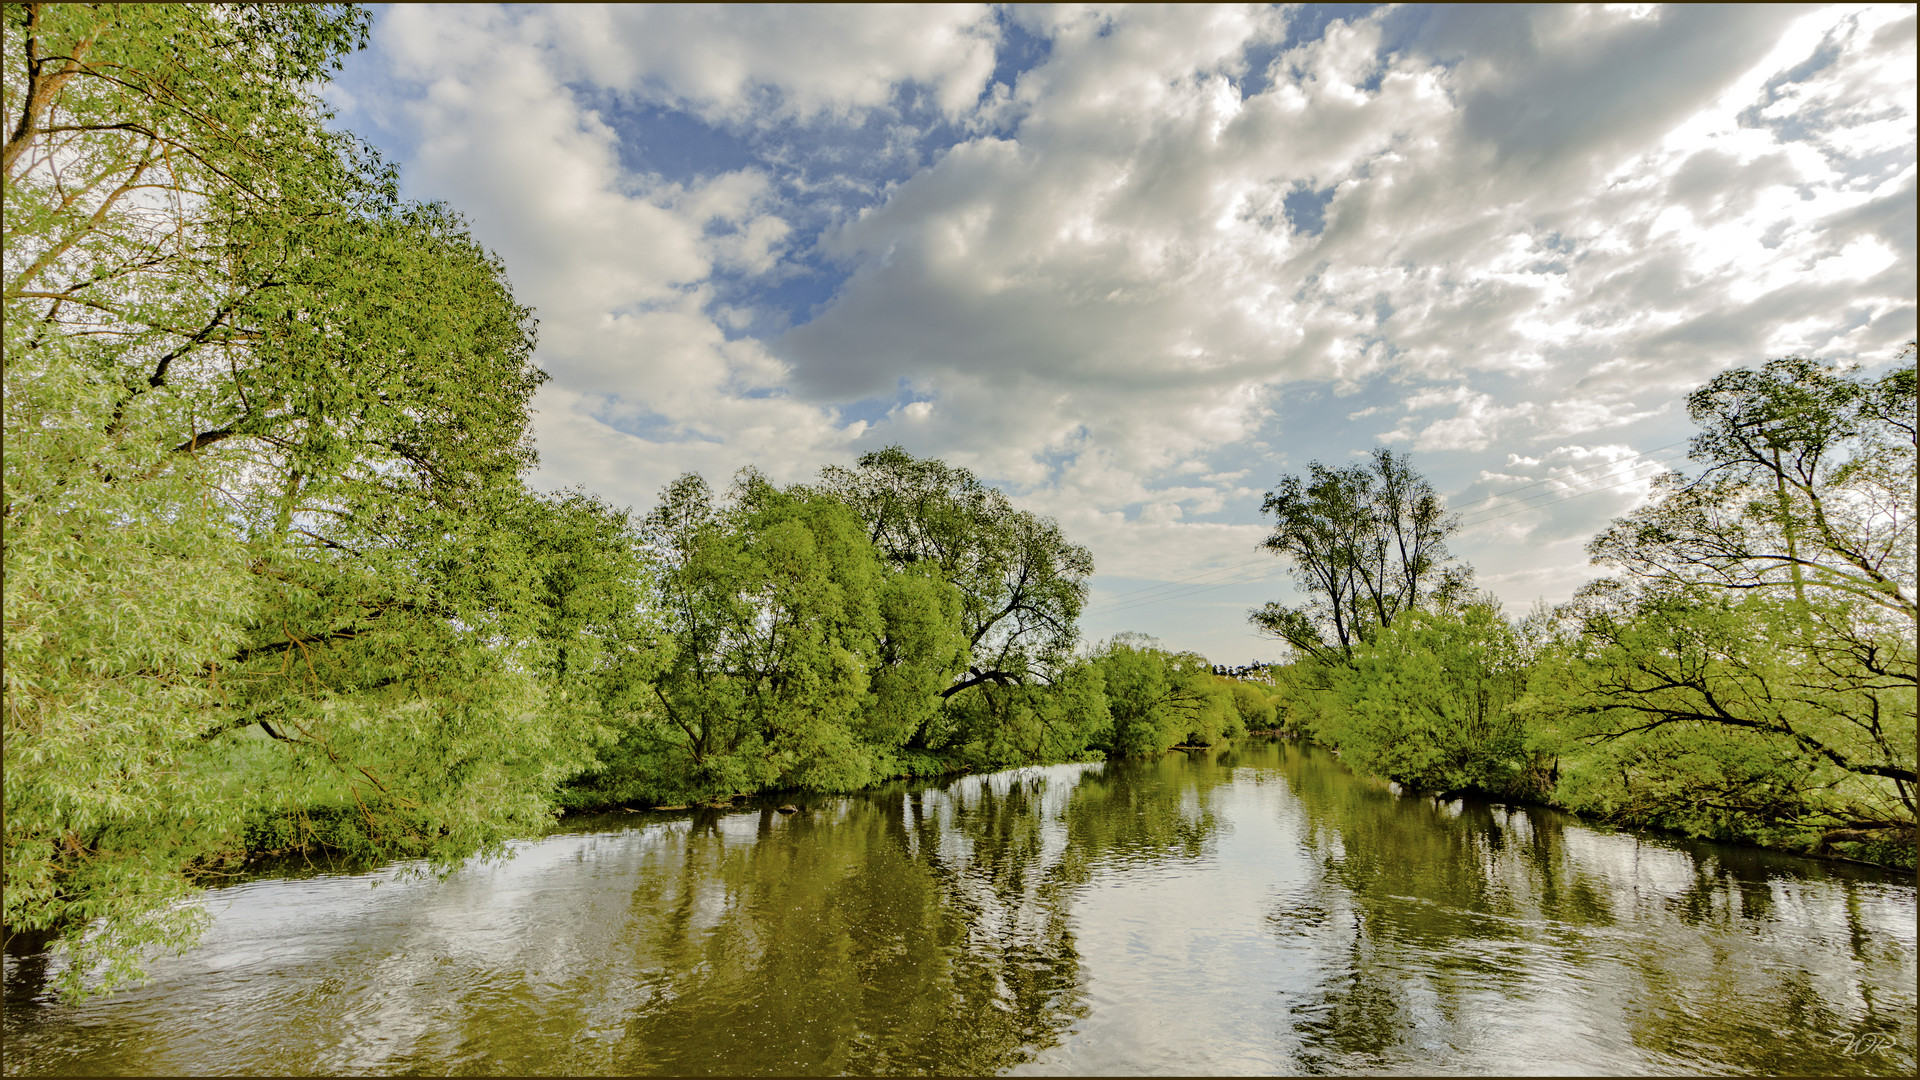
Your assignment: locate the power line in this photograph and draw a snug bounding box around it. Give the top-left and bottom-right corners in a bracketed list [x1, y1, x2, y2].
[1084, 555, 1276, 610]
[1096, 579, 1273, 619]
[1092, 568, 1283, 617]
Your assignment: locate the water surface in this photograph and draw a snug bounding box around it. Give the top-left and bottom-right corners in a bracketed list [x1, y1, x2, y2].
[5, 741, 1914, 1075]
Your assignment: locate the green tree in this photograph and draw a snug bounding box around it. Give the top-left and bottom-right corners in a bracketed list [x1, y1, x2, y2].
[4, 3, 620, 993]
[817, 447, 1100, 767]
[1084, 636, 1242, 757]
[1087, 636, 1181, 758]
[1591, 352, 1915, 622]
[1541, 583, 1913, 857]
[1318, 601, 1545, 798]
[865, 560, 970, 756]
[936, 660, 1110, 772]
[1226, 679, 1278, 732]
[4, 0, 373, 991]
[1168, 655, 1243, 748]
[1249, 448, 1469, 660]
[604, 469, 946, 804]
[1559, 351, 1916, 862]
[818, 447, 1094, 711]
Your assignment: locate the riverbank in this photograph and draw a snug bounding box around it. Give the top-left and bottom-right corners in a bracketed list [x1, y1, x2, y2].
[8, 743, 1911, 1077]
[551, 730, 1915, 873]
[1362, 755, 1917, 873]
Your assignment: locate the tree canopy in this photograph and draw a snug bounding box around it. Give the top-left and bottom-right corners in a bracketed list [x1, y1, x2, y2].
[1555, 352, 1916, 852]
[1590, 354, 1915, 620]
[3, 1, 640, 994]
[819, 446, 1094, 704]
[1249, 448, 1469, 660]
[1247, 352, 1914, 868]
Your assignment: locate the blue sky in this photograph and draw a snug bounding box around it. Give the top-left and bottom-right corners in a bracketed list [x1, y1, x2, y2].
[326, 3, 1916, 662]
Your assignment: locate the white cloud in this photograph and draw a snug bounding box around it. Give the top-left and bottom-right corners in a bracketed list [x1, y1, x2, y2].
[358, 4, 880, 515]
[334, 3, 1917, 659]
[538, 5, 1002, 124]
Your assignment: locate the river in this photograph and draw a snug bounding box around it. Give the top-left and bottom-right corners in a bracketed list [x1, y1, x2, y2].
[4, 740, 1914, 1075]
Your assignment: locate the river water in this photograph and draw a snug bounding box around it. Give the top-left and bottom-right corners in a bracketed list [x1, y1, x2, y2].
[4, 740, 1914, 1076]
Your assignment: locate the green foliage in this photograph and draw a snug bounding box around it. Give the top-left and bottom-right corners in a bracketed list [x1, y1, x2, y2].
[578, 463, 1111, 805]
[938, 662, 1110, 773]
[1590, 353, 1916, 623]
[1566, 350, 1916, 862]
[3, 2, 641, 995]
[818, 447, 1094, 713]
[1246, 353, 1915, 871]
[1082, 636, 1242, 757]
[1553, 721, 1834, 849]
[613, 471, 884, 800]
[1243, 447, 1549, 800]
[5, 0, 366, 992]
[1265, 662, 1329, 738]
[1534, 583, 1914, 862]
[1086, 637, 1179, 757]
[1250, 448, 1472, 660]
[1227, 680, 1278, 731]
[867, 563, 969, 751]
[1316, 601, 1544, 798]
[1172, 658, 1244, 748]
[582, 468, 979, 806]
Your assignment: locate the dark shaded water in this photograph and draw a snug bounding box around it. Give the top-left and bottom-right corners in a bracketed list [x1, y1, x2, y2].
[4, 741, 1914, 1075]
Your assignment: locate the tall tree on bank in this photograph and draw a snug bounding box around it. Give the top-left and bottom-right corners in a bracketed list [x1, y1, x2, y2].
[1248, 448, 1469, 661]
[1321, 600, 1547, 798]
[818, 448, 1094, 702]
[1551, 351, 1916, 856]
[1086, 635, 1244, 757]
[591, 469, 962, 805]
[814, 448, 1106, 769]
[1592, 352, 1915, 621]
[3, 3, 624, 994]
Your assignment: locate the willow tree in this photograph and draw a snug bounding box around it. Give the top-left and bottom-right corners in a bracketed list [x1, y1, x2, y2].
[4, 3, 625, 994]
[817, 447, 1095, 745]
[1320, 601, 1544, 798]
[597, 469, 964, 804]
[1086, 635, 1241, 758]
[1559, 353, 1916, 859]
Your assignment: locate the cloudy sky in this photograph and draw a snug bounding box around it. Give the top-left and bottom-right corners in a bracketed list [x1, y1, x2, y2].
[327, 3, 1916, 662]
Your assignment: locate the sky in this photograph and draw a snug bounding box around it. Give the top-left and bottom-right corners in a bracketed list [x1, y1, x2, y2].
[325, 3, 1917, 663]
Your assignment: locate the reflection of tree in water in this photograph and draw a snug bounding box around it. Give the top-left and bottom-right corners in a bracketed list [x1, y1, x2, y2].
[556, 758, 1243, 1076]
[1263, 740, 1916, 1076]
[507, 768, 1103, 1076]
[1049, 752, 1230, 886]
[3, 759, 1242, 1078]
[1611, 843, 1916, 1076]
[9, 746, 1907, 1076]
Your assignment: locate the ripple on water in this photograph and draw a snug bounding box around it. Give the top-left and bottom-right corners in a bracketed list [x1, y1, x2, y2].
[4, 744, 1914, 1076]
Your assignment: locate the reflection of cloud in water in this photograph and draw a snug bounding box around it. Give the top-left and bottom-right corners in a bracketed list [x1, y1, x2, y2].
[4, 744, 1912, 1076]
[1256, 744, 1916, 1076]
